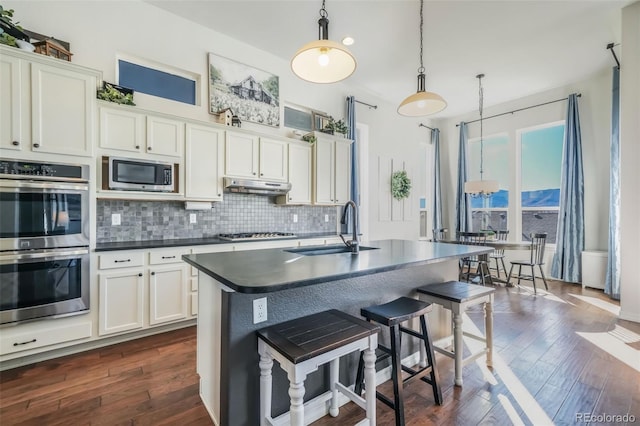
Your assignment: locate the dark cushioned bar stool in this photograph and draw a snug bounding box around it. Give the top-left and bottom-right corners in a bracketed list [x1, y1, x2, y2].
[257, 310, 380, 426]
[354, 297, 442, 426]
[416, 281, 495, 387]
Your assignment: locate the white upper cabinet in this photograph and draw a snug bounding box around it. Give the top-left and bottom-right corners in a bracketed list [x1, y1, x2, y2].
[99, 105, 184, 157]
[225, 131, 259, 178]
[258, 137, 288, 181]
[225, 131, 288, 182]
[0, 47, 99, 157]
[277, 141, 311, 205]
[312, 134, 351, 205]
[185, 123, 224, 201]
[99, 107, 145, 153]
[146, 115, 184, 157]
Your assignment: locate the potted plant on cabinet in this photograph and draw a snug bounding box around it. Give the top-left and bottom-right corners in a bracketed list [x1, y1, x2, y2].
[324, 116, 349, 138]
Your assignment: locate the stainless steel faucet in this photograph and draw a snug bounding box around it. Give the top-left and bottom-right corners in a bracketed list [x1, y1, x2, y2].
[340, 200, 359, 254]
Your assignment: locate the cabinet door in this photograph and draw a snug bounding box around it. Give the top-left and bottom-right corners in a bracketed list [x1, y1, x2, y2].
[259, 137, 288, 181]
[334, 140, 352, 204]
[0, 54, 23, 152]
[225, 131, 259, 178]
[185, 124, 224, 201]
[313, 138, 335, 204]
[149, 266, 187, 325]
[287, 143, 312, 204]
[99, 107, 145, 152]
[99, 270, 144, 336]
[31, 62, 96, 157]
[146, 115, 184, 157]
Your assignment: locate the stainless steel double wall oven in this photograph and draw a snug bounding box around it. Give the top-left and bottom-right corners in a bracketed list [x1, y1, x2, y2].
[0, 159, 90, 326]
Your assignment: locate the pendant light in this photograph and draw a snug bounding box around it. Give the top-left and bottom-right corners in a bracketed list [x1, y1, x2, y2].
[291, 0, 356, 84]
[398, 0, 446, 116]
[465, 74, 499, 197]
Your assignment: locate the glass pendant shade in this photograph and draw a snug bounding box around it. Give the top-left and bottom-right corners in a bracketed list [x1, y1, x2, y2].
[291, 39, 356, 84]
[464, 179, 499, 195]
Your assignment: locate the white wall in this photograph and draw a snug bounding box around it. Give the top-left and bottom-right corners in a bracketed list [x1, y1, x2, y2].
[7, 0, 432, 241]
[435, 68, 612, 251]
[619, 1, 640, 323]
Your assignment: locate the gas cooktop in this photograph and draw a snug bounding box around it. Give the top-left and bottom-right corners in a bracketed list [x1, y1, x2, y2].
[218, 232, 297, 241]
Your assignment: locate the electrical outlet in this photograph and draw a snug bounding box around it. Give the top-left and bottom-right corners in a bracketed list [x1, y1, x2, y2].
[325, 214, 329, 222]
[189, 213, 197, 224]
[253, 297, 267, 324]
[293, 214, 298, 223]
[111, 213, 121, 226]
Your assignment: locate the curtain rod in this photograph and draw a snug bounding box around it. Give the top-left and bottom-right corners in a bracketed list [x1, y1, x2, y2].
[419, 123, 435, 131]
[607, 42, 621, 70]
[456, 93, 582, 127]
[351, 98, 378, 109]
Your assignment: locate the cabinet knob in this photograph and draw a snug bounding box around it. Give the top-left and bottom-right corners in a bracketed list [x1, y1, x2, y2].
[33, 143, 40, 148]
[147, 146, 152, 151]
[138, 273, 143, 277]
[12, 141, 19, 146]
[151, 271, 155, 276]
[260, 173, 263, 176]
[289, 197, 292, 201]
[218, 193, 221, 197]
[136, 145, 140, 149]
[253, 172, 256, 175]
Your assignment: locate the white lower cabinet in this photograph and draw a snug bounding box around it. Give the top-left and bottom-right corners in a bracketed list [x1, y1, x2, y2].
[97, 247, 191, 336]
[98, 269, 145, 336]
[149, 265, 187, 325]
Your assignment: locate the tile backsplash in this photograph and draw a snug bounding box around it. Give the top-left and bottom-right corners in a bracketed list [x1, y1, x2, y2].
[96, 194, 338, 242]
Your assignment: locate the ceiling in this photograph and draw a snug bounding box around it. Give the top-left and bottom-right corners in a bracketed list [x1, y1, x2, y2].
[149, 0, 627, 118]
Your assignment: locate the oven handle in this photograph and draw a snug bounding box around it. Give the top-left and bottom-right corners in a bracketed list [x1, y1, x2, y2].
[0, 248, 89, 264]
[0, 179, 89, 192]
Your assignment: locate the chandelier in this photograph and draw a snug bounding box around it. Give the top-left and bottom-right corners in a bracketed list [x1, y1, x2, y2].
[465, 73, 499, 197]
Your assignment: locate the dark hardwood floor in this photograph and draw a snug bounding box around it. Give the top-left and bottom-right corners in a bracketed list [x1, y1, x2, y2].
[1, 280, 639, 425]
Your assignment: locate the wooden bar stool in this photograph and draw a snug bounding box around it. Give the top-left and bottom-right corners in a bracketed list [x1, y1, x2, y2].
[416, 281, 495, 386]
[257, 310, 380, 426]
[354, 297, 442, 426]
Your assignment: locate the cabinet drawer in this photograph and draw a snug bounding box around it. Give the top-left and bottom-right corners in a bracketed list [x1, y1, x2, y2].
[149, 248, 190, 265]
[99, 252, 144, 269]
[1, 320, 92, 355]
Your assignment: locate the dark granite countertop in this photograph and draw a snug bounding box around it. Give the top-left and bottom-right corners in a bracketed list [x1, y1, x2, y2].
[94, 233, 339, 252]
[182, 239, 492, 294]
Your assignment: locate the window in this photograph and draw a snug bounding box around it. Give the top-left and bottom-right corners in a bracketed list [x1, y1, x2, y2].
[283, 106, 312, 132]
[468, 134, 509, 232]
[519, 122, 564, 243]
[116, 56, 199, 106]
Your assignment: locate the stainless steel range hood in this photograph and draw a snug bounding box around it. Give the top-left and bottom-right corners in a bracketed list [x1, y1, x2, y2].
[223, 177, 291, 195]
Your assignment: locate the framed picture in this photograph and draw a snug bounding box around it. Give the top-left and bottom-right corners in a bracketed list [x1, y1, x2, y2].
[312, 111, 332, 134]
[208, 53, 280, 127]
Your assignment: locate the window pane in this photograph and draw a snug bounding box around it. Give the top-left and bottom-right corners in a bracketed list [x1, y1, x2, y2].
[118, 60, 197, 105]
[521, 124, 563, 207]
[520, 123, 563, 242]
[521, 210, 558, 244]
[468, 134, 509, 208]
[472, 210, 508, 232]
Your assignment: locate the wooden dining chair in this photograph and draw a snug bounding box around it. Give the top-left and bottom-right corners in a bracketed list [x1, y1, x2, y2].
[506, 233, 549, 293]
[432, 228, 448, 242]
[483, 229, 509, 279]
[456, 231, 492, 285]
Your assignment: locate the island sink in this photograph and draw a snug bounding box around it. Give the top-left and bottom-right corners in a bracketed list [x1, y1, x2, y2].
[285, 244, 379, 256]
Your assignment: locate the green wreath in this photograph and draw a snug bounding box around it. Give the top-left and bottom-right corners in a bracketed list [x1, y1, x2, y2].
[391, 171, 411, 200]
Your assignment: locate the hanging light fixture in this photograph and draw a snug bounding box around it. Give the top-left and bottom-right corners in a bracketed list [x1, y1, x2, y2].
[291, 0, 356, 84]
[465, 73, 499, 197]
[398, 0, 446, 116]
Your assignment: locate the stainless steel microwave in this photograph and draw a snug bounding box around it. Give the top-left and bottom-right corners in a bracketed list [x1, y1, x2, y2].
[102, 156, 178, 192]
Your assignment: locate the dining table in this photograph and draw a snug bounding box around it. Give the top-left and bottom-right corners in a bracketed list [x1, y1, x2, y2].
[438, 239, 533, 285]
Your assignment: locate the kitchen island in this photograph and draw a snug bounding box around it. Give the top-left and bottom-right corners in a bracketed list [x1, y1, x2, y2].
[182, 239, 490, 425]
